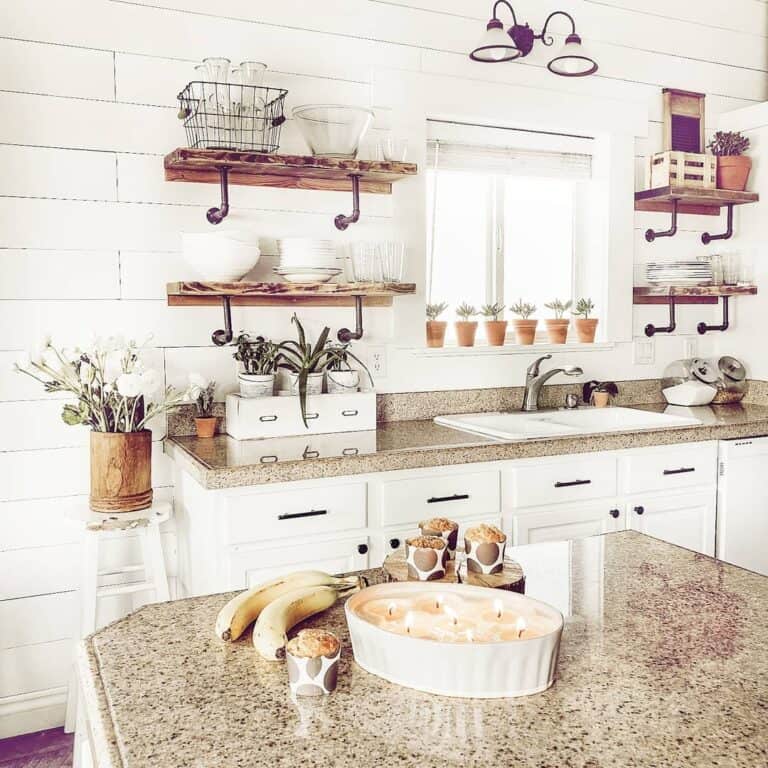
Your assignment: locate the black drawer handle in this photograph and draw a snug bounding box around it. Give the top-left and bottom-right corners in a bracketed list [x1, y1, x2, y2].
[278, 509, 328, 521]
[389, 538, 400, 549]
[609, 509, 620, 519]
[259, 455, 278, 464]
[341, 409, 359, 417]
[259, 415, 278, 422]
[357, 543, 368, 555]
[663, 467, 695, 476]
[427, 493, 469, 504]
[634, 505, 645, 515]
[554, 479, 592, 488]
[302, 449, 320, 459]
[305, 413, 319, 420]
[342, 447, 359, 456]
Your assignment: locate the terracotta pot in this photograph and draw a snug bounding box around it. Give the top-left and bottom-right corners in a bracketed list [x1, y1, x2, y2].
[89, 430, 152, 513]
[574, 318, 599, 343]
[454, 321, 478, 347]
[512, 319, 538, 345]
[717, 156, 752, 191]
[195, 416, 217, 438]
[591, 391, 610, 408]
[545, 319, 570, 344]
[426, 320, 447, 348]
[484, 320, 508, 347]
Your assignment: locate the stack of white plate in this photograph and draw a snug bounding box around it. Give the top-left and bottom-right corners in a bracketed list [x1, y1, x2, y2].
[276, 239, 342, 283]
[645, 260, 713, 285]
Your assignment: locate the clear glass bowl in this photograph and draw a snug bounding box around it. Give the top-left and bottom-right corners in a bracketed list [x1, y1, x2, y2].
[292, 104, 374, 158]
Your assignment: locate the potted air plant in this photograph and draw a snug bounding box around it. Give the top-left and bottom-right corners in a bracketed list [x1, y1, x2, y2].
[455, 302, 479, 347]
[480, 302, 507, 347]
[15, 336, 190, 513]
[278, 314, 332, 427]
[426, 301, 449, 348]
[544, 299, 572, 344]
[583, 380, 619, 408]
[708, 131, 751, 191]
[325, 342, 373, 394]
[233, 333, 279, 398]
[510, 299, 537, 345]
[188, 374, 217, 438]
[572, 298, 598, 343]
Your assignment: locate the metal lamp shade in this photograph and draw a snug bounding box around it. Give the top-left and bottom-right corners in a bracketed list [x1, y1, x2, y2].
[470, 20, 521, 62]
[547, 33, 598, 77]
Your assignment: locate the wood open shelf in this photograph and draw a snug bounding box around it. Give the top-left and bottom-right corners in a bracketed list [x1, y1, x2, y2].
[633, 284, 757, 305]
[164, 149, 418, 194]
[634, 186, 759, 215]
[167, 281, 417, 308]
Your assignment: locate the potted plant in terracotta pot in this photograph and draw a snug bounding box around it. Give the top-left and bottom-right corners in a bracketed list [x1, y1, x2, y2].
[15, 337, 190, 512]
[544, 299, 572, 344]
[233, 333, 279, 397]
[454, 302, 479, 347]
[426, 301, 449, 348]
[510, 299, 538, 345]
[324, 342, 373, 394]
[572, 298, 598, 343]
[188, 374, 217, 438]
[708, 131, 751, 191]
[583, 380, 619, 408]
[480, 302, 507, 346]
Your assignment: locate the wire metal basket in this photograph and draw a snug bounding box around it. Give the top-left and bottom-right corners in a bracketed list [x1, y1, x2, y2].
[177, 81, 287, 152]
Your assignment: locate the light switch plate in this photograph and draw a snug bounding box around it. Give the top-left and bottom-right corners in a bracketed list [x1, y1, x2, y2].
[682, 337, 698, 359]
[633, 338, 655, 365]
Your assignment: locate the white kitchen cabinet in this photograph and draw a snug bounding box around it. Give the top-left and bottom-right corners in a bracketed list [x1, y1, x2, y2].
[625, 492, 715, 556]
[508, 500, 624, 546]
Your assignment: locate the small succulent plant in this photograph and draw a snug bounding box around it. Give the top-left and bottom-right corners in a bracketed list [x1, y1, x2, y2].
[480, 302, 506, 321]
[510, 299, 536, 319]
[583, 380, 619, 401]
[707, 131, 750, 157]
[426, 301, 449, 321]
[545, 298, 572, 319]
[455, 302, 479, 321]
[573, 298, 595, 319]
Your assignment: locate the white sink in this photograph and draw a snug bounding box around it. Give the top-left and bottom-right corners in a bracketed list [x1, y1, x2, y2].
[434, 407, 702, 442]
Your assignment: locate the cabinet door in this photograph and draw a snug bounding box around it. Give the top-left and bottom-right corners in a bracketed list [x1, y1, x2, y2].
[510, 501, 624, 546]
[226, 536, 370, 590]
[625, 491, 715, 556]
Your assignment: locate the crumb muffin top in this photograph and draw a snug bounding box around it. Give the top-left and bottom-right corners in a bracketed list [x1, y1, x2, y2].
[419, 517, 459, 533]
[465, 523, 506, 544]
[286, 629, 340, 658]
[406, 535, 447, 550]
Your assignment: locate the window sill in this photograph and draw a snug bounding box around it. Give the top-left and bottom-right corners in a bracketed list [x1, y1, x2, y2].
[400, 342, 616, 357]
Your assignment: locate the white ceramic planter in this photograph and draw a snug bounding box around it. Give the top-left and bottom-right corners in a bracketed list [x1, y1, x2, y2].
[238, 373, 275, 398]
[345, 582, 563, 699]
[288, 371, 324, 395]
[326, 370, 360, 394]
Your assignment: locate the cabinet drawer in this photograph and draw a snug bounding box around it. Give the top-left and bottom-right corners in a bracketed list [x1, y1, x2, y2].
[380, 471, 500, 527]
[222, 483, 367, 544]
[620, 443, 716, 495]
[506, 456, 617, 508]
[508, 499, 623, 546]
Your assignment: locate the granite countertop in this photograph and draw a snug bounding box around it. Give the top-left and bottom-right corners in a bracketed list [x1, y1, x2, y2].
[79, 532, 768, 768]
[164, 402, 768, 489]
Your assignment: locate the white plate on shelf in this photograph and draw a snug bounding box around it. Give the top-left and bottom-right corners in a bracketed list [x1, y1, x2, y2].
[275, 267, 342, 283]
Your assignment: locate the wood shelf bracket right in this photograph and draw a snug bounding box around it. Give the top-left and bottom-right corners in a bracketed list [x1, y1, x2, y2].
[701, 203, 734, 245]
[334, 174, 362, 230]
[644, 297, 677, 337]
[645, 199, 678, 242]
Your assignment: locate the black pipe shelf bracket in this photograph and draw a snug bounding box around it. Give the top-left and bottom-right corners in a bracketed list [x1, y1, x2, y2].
[701, 203, 734, 244]
[644, 297, 677, 337]
[337, 295, 365, 342]
[645, 199, 678, 243]
[211, 295, 234, 346]
[697, 296, 730, 334]
[207, 166, 231, 224]
[335, 174, 362, 231]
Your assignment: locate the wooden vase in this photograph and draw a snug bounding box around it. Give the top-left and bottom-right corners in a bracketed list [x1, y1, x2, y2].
[426, 321, 447, 348]
[455, 321, 478, 347]
[90, 430, 152, 513]
[513, 319, 538, 345]
[545, 319, 570, 344]
[484, 320, 508, 347]
[195, 417, 217, 438]
[575, 318, 599, 343]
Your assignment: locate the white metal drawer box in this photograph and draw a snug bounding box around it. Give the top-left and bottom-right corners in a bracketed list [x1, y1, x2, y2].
[379, 471, 500, 527]
[620, 443, 717, 495]
[221, 483, 367, 544]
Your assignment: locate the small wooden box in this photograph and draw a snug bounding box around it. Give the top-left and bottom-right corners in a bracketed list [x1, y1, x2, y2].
[647, 151, 716, 190]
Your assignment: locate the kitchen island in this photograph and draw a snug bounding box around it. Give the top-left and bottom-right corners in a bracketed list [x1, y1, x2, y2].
[79, 531, 768, 768]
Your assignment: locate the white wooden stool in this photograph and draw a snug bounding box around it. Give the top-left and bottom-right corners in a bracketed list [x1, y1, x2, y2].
[64, 502, 171, 760]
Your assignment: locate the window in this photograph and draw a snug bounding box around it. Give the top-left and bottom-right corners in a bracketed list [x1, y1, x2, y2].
[426, 121, 595, 339]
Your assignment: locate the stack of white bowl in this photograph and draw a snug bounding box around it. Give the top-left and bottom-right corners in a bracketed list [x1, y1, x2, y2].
[276, 239, 342, 283]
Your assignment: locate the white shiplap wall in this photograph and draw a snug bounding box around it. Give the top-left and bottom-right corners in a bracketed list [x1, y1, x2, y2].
[0, 0, 766, 736]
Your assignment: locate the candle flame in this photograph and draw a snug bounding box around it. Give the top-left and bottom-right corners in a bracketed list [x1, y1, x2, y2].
[444, 605, 459, 626]
[387, 602, 396, 617]
[435, 594, 444, 610]
[404, 611, 414, 634]
[516, 616, 527, 639]
[493, 598, 504, 620]
[466, 628, 475, 643]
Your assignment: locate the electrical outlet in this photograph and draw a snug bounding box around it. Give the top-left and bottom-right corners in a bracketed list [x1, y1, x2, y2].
[682, 337, 698, 359]
[633, 338, 655, 365]
[368, 346, 387, 378]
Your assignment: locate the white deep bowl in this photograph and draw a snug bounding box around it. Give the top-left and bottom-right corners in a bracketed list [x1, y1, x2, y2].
[182, 231, 261, 282]
[345, 581, 563, 699]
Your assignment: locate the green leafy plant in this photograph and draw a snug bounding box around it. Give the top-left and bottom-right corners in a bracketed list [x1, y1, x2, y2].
[510, 299, 536, 319]
[583, 380, 619, 402]
[188, 374, 216, 418]
[707, 131, 750, 157]
[278, 314, 332, 427]
[544, 298, 572, 319]
[426, 302, 449, 321]
[455, 302, 478, 321]
[480, 302, 506, 321]
[325, 343, 374, 389]
[573, 298, 595, 319]
[233, 334, 279, 375]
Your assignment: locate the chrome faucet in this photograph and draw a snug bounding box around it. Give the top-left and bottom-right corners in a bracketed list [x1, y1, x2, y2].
[521, 354, 583, 412]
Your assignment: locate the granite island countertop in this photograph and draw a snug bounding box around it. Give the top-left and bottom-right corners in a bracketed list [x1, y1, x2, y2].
[164, 402, 768, 489]
[79, 532, 768, 768]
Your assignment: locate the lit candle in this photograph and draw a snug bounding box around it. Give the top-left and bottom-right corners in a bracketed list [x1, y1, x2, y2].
[387, 602, 396, 617]
[494, 598, 504, 620]
[404, 611, 414, 634]
[516, 616, 527, 639]
[444, 605, 459, 626]
[466, 628, 475, 643]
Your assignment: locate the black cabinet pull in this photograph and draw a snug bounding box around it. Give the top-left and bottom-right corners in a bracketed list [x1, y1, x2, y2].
[302, 449, 320, 459]
[342, 447, 359, 456]
[427, 493, 470, 504]
[357, 543, 369, 555]
[259, 415, 278, 422]
[278, 509, 328, 521]
[341, 409, 359, 417]
[634, 505, 645, 515]
[304, 413, 319, 420]
[609, 509, 620, 519]
[389, 538, 400, 549]
[663, 467, 695, 476]
[554, 479, 592, 488]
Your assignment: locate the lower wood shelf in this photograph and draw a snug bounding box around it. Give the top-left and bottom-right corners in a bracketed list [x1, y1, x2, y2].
[633, 284, 757, 305]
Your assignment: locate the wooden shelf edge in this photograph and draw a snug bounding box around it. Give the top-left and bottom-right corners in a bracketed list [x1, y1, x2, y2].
[633, 284, 757, 304]
[168, 295, 394, 308]
[634, 185, 759, 209]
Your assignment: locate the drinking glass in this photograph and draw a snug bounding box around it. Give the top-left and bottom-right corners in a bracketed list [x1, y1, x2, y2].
[722, 252, 740, 285]
[202, 57, 230, 82]
[350, 242, 382, 282]
[378, 136, 408, 162]
[202, 58, 231, 146]
[377, 241, 405, 282]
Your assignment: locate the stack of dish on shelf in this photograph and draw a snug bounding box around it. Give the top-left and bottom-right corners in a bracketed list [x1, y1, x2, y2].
[645, 260, 713, 285]
[275, 239, 342, 283]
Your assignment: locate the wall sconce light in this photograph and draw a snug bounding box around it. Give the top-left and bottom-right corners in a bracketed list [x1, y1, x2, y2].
[469, 1, 598, 77]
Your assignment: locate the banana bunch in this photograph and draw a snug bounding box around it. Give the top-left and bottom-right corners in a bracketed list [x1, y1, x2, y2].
[215, 570, 360, 658]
